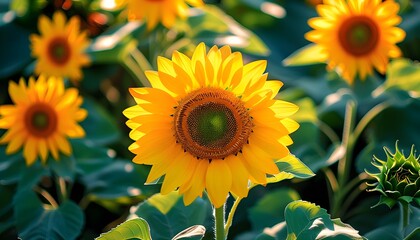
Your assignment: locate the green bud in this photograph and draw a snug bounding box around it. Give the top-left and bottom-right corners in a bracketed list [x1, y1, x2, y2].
[366, 142, 420, 208]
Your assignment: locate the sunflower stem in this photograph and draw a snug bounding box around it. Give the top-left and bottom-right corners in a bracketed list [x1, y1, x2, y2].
[400, 202, 410, 235]
[214, 205, 226, 240]
[56, 176, 67, 203]
[224, 197, 242, 237]
[34, 186, 59, 208]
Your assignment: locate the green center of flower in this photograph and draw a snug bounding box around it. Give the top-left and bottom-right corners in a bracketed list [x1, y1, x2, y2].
[48, 37, 71, 65]
[174, 87, 253, 160]
[338, 16, 379, 56]
[188, 103, 235, 148]
[32, 112, 49, 130]
[394, 166, 417, 184]
[25, 103, 58, 138]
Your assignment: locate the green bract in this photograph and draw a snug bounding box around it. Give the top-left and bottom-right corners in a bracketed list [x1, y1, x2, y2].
[367, 144, 420, 208]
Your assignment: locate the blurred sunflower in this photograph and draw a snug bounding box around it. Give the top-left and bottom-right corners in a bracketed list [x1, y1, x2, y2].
[120, 0, 203, 30]
[305, 0, 405, 83]
[0, 76, 87, 166]
[30, 11, 90, 82]
[123, 43, 299, 207]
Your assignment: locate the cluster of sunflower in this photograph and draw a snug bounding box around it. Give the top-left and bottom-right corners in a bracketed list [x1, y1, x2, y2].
[0, 0, 419, 239]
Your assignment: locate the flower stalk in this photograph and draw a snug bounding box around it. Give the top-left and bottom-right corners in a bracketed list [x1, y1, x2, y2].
[215, 205, 226, 240]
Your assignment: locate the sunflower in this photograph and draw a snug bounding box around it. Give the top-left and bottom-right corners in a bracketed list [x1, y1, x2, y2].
[122, 0, 203, 30]
[305, 0, 405, 84]
[123, 43, 299, 207]
[30, 11, 90, 82]
[0, 75, 87, 166]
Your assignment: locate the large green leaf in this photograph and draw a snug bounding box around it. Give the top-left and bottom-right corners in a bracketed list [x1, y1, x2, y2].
[14, 189, 84, 240]
[184, 5, 269, 56]
[284, 201, 364, 240]
[96, 218, 152, 240]
[383, 58, 420, 95]
[248, 188, 300, 230]
[130, 191, 212, 240]
[255, 200, 364, 239]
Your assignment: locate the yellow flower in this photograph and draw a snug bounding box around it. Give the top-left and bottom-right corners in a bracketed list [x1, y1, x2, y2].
[123, 43, 299, 207]
[122, 0, 203, 30]
[0, 75, 87, 166]
[30, 11, 90, 82]
[305, 0, 405, 84]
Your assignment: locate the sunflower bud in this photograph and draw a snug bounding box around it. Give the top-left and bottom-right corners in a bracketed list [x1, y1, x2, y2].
[366, 143, 420, 208]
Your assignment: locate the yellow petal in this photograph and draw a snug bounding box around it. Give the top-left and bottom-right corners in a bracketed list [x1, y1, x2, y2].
[182, 160, 209, 205]
[225, 155, 249, 198]
[206, 160, 231, 208]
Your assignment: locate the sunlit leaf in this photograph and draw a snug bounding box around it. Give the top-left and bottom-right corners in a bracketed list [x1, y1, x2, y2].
[96, 218, 152, 240]
[172, 225, 206, 240]
[384, 58, 420, 97]
[268, 154, 314, 183]
[282, 44, 326, 66]
[284, 200, 364, 240]
[184, 5, 270, 56]
[14, 189, 84, 240]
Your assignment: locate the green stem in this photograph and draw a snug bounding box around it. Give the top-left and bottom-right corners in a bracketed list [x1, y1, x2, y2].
[352, 101, 391, 143]
[337, 101, 356, 187]
[55, 176, 67, 203]
[400, 202, 410, 234]
[224, 197, 242, 237]
[215, 205, 226, 240]
[34, 186, 59, 208]
[317, 120, 340, 144]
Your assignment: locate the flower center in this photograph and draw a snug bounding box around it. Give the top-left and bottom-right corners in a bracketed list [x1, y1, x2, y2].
[338, 16, 379, 56]
[25, 103, 58, 138]
[174, 87, 253, 160]
[47, 37, 71, 65]
[394, 166, 417, 184]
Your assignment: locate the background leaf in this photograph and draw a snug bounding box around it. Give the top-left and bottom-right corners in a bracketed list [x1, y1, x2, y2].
[14, 189, 84, 240]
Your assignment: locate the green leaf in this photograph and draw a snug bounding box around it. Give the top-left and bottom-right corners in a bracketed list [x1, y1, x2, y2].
[172, 225, 206, 240]
[14, 189, 84, 240]
[284, 200, 364, 240]
[383, 58, 420, 96]
[80, 159, 153, 200]
[184, 5, 270, 56]
[0, 185, 15, 234]
[48, 154, 76, 181]
[0, 145, 25, 185]
[0, 12, 31, 79]
[248, 188, 301, 230]
[130, 191, 212, 240]
[87, 21, 145, 63]
[268, 154, 314, 183]
[283, 44, 326, 66]
[96, 218, 152, 240]
[80, 97, 121, 146]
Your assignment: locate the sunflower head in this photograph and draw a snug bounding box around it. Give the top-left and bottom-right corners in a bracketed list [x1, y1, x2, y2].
[305, 0, 406, 84]
[123, 43, 300, 207]
[0, 75, 87, 166]
[367, 143, 420, 208]
[30, 11, 91, 82]
[122, 0, 203, 30]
